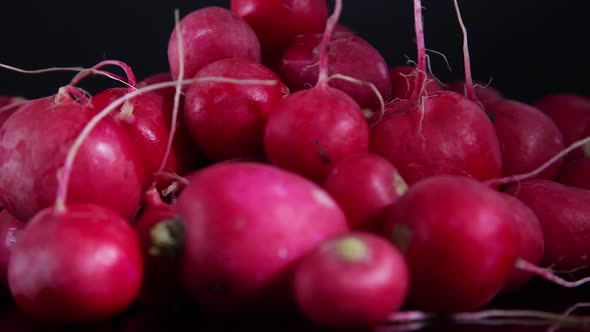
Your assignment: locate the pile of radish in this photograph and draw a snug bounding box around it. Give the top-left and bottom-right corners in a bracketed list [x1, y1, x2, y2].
[1, 0, 590, 330]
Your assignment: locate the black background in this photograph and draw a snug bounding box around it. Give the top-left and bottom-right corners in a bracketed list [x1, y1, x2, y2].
[0, 0, 589, 103]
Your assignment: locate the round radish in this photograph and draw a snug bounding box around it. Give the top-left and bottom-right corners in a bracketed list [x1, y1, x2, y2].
[383, 175, 518, 312]
[557, 158, 590, 190]
[184, 58, 288, 162]
[446, 80, 503, 106]
[0, 209, 23, 285]
[279, 30, 391, 111]
[322, 153, 407, 232]
[134, 189, 185, 305]
[0, 95, 145, 222]
[389, 65, 442, 100]
[230, 0, 329, 65]
[167, 6, 262, 81]
[265, 0, 370, 183]
[535, 93, 590, 161]
[7, 203, 143, 323]
[91, 88, 200, 189]
[175, 162, 349, 315]
[499, 193, 544, 293]
[504, 180, 590, 271]
[294, 232, 409, 329]
[486, 99, 565, 180]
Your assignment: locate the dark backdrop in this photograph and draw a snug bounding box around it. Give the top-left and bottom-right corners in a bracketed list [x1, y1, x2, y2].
[1, 0, 589, 103]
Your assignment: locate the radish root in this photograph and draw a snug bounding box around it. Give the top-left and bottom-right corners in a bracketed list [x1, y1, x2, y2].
[452, 0, 476, 101]
[515, 258, 590, 288]
[315, 0, 343, 89]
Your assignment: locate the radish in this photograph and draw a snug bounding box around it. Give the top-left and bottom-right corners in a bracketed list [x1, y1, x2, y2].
[230, 0, 329, 65]
[184, 58, 288, 162]
[446, 80, 503, 106]
[0, 96, 24, 129]
[369, 0, 502, 185]
[557, 158, 590, 190]
[389, 65, 442, 101]
[7, 203, 143, 323]
[294, 232, 409, 329]
[322, 153, 408, 232]
[0, 93, 146, 222]
[175, 161, 349, 315]
[0, 209, 23, 285]
[499, 193, 544, 293]
[504, 180, 590, 271]
[264, 0, 370, 183]
[167, 6, 262, 81]
[383, 175, 518, 312]
[485, 99, 565, 180]
[535, 93, 590, 161]
[134, 188, 186, 305]
[279, 30, 391, 111]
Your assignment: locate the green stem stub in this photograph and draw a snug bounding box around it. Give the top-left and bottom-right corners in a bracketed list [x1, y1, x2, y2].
[336, 237, 368, 262]
[149, 217, 186, 257]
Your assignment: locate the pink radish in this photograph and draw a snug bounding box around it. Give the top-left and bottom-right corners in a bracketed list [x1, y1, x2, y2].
[0, 209, 23, 285]
[499, 193, 544, 293]
[383, 175, 518, 312]
[535, 93, 590, 161]
[175, 162, 349, 315]
[369, 0, 502, 185]
[279, 30, 391, 111]
[557, 158, 590, 190]
[184, 58, 288, 162]
[0, 94, 145, 222]
[134, 189, 185, 305]
[294, 232, 409, 329]
[322, 153, 408, 232]
[264, 0, 370, 183]
[504, 180, 590, 271]
[389, 65, 442, 100]
[7, 203, 143, 323]
[167, 6, 261, 81]
[230, 0, 329, 65]
[485, 100, 565, 180]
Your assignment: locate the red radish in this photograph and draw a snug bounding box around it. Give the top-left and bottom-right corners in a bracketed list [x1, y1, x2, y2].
[0, 97, 25, 129]
[7, 203, 143, 323]
[446, 80, 503, 106]
[294, 232, 409, 329]
[279, 30, 391, 111]
[184, 58, 288, 162]
[264, 0, 370, 183]
[91, 87, 200, 189]
[230, 0, 329, 65]
[0, 209, 23, 285]
[499, 193, 544, 293]
[369, 0, 502, 185]
[0, 94, 145, 222]
[504, 180, 590, 271]
[134, 189, 185, 305]
[167, 6, 262, 81]
[322, 153, 408, 232]
[175, 162, 349, 315]
[558, 158, 590, 190]
[535, 93, 590, 161]
[389, 65, 442, 100]
[383, 175, 518, 312]
[485, 100, 565, 180]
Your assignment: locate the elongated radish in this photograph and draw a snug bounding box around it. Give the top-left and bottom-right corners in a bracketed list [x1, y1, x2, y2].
[322, 153, 407, 232]
[369, 0, 502, 185]
[184, 58, 288, 162]
[294, 232, 409, 328]
[264, 0, 370, 183]
[175, 162, 349, 315]
[167, 6, 262, 81]
[7, 203, 143, 323]
[279, 30, 391, 111]
[485, 100, 565, 180]
[230, 0, 329, 65]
